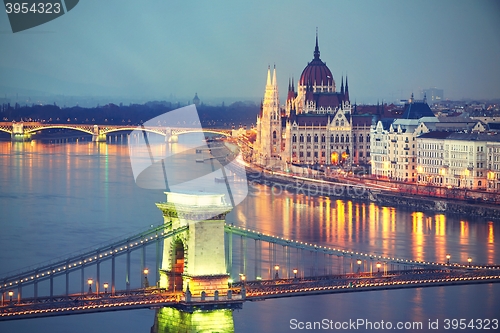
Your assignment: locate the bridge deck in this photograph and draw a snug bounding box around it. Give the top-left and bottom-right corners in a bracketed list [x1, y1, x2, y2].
[2, 268, 499, 321]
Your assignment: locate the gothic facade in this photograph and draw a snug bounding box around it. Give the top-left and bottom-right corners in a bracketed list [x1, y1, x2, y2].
[254, 34, 371, 168]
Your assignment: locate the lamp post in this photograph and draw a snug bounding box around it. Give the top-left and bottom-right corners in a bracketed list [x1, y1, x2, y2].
[467, 257, 472, 267]
[293, 268, 298, 279]
[87, 278, 93, 294]
[240, 274, 246, 286]
[274, 265, 280, 279]
[446, 254, 451, 264]
[103, 283, 109, 294]
[8, 290, 13, 303]
[356, 259, 362, 274]
[228, 278, 233, 289]
[376, 262, 381, 273]
[143, 268, 149, 288]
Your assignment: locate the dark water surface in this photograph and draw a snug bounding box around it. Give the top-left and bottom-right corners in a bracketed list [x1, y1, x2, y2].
[0, 139, 498, 333]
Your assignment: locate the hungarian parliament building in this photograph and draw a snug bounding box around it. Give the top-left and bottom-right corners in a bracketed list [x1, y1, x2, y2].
[254, 34, 371, 168]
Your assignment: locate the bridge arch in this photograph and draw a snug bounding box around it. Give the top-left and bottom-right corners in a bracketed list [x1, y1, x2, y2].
[169, 238, 186, 292]
[25, 125, 94, 135]
[101, 127, 166, 136]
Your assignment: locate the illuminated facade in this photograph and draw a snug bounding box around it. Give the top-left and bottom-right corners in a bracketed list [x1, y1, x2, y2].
[416, 132, 500, 191]
[370, 113, 434, 181]
[254, 33, 371, 168]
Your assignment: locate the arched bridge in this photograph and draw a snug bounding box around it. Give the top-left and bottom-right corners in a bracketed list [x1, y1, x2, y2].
[0, 122, 233, 142]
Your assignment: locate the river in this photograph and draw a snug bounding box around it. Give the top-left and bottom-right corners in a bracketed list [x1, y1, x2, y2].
[0, 137, 498, 333]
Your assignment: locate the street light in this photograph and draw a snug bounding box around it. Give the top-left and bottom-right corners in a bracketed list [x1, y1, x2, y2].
[293, 268, 298, 279]
[446, 254, 451, 264]
[376, 262, 381, 273]
[8, 290, 13, 302]
[143, 268, 149, 288]
[467, 257, 472, 266]
[87, 278, 93, 294]
[356, 259, 362, 274]
[103, 283, 109, 294]
[228, 278, 233, 289]
[274, 265, 280, 279]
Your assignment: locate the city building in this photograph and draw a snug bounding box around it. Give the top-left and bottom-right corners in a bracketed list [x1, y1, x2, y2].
[193, 93, 200, 107]
[254, 33, 371, 169]
[421, 88, 444, 105]
[416, 132, 500, 191]
[370, 96, 437, 181]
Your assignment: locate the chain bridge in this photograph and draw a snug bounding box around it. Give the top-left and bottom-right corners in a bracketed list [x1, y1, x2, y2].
[1, 190, 499, 322]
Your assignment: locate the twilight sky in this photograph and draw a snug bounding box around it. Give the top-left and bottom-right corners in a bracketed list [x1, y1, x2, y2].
[1, 0, 499, 104]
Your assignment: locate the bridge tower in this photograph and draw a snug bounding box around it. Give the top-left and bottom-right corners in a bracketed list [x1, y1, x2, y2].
[11, 123, 31, 141]
[156, 192, 231, 297]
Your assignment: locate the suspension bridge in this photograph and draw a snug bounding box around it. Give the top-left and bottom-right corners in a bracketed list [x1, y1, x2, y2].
[0, 122, 233, 142]
[1, 190, 500, 322]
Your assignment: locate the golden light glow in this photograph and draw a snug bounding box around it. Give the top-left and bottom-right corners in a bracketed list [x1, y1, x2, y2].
[87, 278, 93, 286]
[274, 265, 279, 271]
[356, 259, 362, 265]
[103, 283, 109, 289]
[488, 171, 495, 180]
[330, 152, 339, 164]
[143, 268, 149, 275]
[8, 291, 13, 297]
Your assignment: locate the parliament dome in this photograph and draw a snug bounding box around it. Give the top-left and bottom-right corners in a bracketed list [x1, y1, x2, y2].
[299, 35, 335, 88]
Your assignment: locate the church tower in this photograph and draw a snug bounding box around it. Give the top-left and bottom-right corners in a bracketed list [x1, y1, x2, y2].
[255, 65, 281, 166]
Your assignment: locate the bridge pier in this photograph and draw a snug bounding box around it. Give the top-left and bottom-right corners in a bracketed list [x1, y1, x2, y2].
[11, 123, 31, 141]
[152, 307, 235, 333]
[92, 125, 106, 142]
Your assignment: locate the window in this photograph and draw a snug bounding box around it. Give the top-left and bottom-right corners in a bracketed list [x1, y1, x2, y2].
[299, 134, 304, 143]
[359, 134, 363, 143]
[307, 152, 311, 157]
[341, 134, 344, 143]
[314, 134, 318, 143]
[366, 134, 370, 143]
[307, 135, 311, 143]
[335, 135, 339, 143]
[273, 131, 276, 139]
[346, 135, 349, 143]
[330, 135, 334, 143]
[321, 134, 326, 143]
[292, 135, 297, 143]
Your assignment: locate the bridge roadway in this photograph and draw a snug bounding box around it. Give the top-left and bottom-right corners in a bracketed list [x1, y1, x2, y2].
[1, 268, 499, 321]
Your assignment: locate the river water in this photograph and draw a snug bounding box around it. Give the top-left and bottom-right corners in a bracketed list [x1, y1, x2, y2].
[0, 137, 498, 333]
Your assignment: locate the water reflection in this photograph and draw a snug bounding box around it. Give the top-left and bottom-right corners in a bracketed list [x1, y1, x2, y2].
[151, 308, 234, 333]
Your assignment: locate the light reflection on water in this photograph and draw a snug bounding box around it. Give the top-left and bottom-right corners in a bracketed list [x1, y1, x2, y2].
[0, 140, 499, 333]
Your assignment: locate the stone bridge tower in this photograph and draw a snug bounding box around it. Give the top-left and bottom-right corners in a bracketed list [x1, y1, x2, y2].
[156, 192, 231, 296]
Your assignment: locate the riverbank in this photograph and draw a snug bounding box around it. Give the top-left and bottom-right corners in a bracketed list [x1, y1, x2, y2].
[246, 169, 500, 222]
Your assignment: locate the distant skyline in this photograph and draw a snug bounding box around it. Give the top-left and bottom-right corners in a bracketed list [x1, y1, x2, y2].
[1, 0, 499, 105]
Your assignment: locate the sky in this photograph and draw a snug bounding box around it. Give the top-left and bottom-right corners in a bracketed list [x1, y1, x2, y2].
[0, 0, 499, 105]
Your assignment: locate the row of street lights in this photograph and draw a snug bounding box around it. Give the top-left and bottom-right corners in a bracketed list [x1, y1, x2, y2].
[84, 268, 149, 294]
